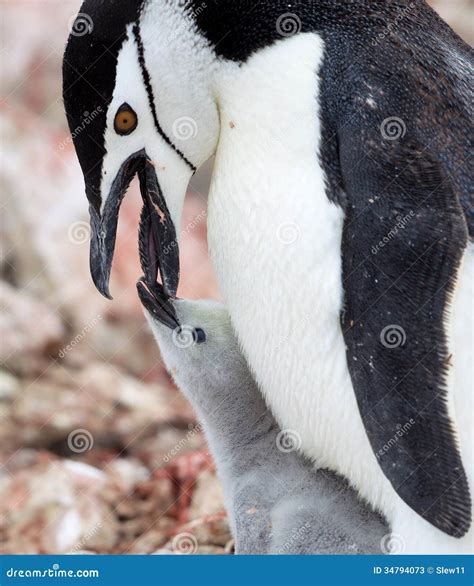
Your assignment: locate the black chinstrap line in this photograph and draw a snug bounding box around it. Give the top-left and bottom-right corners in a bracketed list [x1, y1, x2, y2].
[133, 22, 197, 174]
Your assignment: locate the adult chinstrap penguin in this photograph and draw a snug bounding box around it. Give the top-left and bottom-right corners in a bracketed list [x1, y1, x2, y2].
[63, 0, 473, 553]
[136, 275, 388, 554]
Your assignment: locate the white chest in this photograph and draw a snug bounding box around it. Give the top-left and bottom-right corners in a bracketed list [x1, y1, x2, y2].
[206, 33, 473, 554]
[208, 34, 387, 497]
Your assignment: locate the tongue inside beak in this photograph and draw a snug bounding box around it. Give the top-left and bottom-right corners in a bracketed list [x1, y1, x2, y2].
[136, 157, 180, 328]
[138, 158, 180, 298]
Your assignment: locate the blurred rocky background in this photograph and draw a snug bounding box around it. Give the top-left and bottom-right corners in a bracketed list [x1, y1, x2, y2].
[0, 0, 472, 555]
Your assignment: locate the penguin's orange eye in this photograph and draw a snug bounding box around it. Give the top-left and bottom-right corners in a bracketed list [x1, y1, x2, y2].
[114, 103, 138, 135]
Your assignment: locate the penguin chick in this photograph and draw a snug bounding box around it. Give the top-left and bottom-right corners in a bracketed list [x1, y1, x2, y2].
[137, 280, 387, 554]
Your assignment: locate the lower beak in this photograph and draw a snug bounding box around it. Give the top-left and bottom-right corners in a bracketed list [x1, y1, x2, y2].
[89, 149, 180, 300]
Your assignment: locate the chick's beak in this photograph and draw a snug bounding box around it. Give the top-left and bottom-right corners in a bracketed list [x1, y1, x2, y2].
[136, 279, 180, 330]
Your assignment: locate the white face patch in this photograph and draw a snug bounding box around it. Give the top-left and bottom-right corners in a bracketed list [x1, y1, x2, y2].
[100, 29, 151, 210]
[100, 26, 191, 229]
[100, 3, 220, 231]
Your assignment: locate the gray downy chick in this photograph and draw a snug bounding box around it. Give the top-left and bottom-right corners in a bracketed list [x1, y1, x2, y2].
[137, 280, 388, 554]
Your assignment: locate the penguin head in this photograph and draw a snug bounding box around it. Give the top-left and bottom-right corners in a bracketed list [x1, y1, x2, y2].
[63, 1, 219, 299]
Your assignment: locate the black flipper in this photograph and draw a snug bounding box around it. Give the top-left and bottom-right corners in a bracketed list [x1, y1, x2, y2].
[339, 133, 471, 538]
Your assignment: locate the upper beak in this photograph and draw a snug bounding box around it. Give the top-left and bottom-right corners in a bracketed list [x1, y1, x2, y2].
[89, 149, 180, 300]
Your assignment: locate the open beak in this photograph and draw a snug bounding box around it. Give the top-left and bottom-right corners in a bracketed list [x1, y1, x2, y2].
[89, 149, 180, 300]
[136, 192, 180, 330]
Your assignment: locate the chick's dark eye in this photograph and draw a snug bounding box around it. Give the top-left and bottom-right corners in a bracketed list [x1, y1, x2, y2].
[194, 328, 206, 344]
[114, 103, 138, 135]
